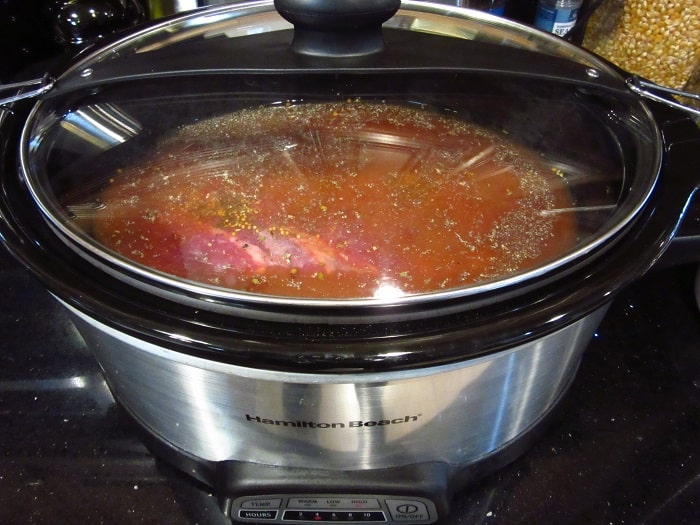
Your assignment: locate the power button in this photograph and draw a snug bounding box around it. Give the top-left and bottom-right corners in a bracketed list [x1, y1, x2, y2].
[385, 500, 431, 522]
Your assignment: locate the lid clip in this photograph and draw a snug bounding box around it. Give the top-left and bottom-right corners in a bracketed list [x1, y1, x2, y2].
[626, 77, 700, 119]
[0, 75, 55, 110]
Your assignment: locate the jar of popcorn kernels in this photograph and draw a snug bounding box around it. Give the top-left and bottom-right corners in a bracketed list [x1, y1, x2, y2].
[583, 0, 699, 94]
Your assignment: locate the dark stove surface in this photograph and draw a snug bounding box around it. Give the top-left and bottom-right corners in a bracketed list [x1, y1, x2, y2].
[1, 243, 699, 525]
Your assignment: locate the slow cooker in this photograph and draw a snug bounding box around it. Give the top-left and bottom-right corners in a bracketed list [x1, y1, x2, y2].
[1, 1, 699, 523]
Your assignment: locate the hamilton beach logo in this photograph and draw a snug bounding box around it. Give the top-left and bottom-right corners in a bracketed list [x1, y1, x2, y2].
[245, 414, 422, 429]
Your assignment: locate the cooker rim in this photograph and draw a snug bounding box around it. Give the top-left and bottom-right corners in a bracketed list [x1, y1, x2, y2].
[0, 121, 683, 373]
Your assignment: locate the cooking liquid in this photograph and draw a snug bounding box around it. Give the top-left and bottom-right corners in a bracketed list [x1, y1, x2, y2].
[87, 101, 578, 299]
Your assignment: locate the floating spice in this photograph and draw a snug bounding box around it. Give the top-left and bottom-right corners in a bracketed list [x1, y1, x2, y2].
[84, 101, 578, 299]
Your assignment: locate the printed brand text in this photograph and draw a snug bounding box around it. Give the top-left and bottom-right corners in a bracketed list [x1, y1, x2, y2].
[245, 414, 422, 429]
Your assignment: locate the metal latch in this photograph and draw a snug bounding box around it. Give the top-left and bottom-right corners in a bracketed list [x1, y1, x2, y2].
[626, 76, 700, 119]
[0, 75, 55, 109]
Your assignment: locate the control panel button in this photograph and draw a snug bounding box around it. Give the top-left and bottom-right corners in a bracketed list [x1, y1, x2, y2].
[287, 498, 320, 509]
[241, 498, 283, 509]
[239, 509, 279, 520]
[288, 497, 381, 510]
[385, 500, 431, 522]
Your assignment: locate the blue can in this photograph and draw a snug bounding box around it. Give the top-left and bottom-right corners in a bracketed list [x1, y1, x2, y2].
[535, 0, 582, 37]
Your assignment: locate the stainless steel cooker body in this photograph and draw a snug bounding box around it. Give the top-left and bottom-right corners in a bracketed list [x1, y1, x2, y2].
[64, 300, 607, 470]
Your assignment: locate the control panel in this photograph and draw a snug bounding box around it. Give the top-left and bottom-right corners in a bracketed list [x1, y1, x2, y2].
[231, 494, 439, 524]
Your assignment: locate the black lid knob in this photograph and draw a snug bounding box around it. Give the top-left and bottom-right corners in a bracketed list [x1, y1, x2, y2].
[274, 0, 401, 57]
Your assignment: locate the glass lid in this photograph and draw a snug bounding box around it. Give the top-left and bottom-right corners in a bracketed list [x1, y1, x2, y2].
[20, 0, 661, 305]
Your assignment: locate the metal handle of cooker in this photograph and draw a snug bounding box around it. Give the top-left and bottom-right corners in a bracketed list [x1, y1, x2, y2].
[0, 76, 55, 108]
[627, 77, 700, 119]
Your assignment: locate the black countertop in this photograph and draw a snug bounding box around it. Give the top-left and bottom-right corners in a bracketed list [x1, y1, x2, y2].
[1, 242, 699, 524]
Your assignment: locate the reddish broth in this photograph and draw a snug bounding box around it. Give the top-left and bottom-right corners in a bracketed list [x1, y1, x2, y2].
[88, 101, 578, 299]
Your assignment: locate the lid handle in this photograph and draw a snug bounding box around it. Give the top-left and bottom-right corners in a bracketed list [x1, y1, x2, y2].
[274, 0, 401, 57]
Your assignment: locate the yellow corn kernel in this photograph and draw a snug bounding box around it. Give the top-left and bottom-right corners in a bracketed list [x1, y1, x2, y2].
[583, 0, 699, 92]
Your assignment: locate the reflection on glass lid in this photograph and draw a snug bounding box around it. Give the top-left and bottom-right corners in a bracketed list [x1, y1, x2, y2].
[66, 100, 579, 299]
